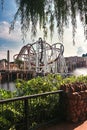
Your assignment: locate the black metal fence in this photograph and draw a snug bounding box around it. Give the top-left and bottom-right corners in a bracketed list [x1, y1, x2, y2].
[0, 90, 63, 130]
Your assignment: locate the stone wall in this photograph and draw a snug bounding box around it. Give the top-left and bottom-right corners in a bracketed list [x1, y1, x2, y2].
[61, 82, 87, 123]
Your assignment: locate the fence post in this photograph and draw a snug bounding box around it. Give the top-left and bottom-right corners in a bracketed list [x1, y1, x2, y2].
[59, 91, 67, 120]
[24, 99, 29, 130]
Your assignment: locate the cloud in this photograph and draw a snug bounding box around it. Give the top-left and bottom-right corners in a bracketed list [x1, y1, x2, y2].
[0, 16, 86, 61]
[0, 21, 21, 42]
[0, 46, 22, 61]
[0, 21, 23, 61]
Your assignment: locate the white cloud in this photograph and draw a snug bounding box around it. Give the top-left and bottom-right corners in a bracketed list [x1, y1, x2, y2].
[0, 17, 87, 62]
[0, 47, 22, 61]
[25, 21, 87, 58]
[62, 19, 87, 57]
[0, 21, 21, 41]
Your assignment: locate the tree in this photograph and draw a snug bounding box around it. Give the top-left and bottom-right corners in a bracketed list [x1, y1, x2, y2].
[14, 59, 23, 69]
[82, 53, 87, 57]
[1, 0, 87, 43]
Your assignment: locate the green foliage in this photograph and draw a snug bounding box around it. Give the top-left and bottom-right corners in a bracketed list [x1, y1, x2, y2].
[8, 0, 87, 42]
[1, 0, 87, 42]
[15, 74, 63, 96]
[0, 104, 23, 130]
[0, 74, 63, 129]
[1, 74, 87, 98]
[1, 74, 87, 129]
[62, 76, 77, 84]
[82, 53, 87, 57]
[0, 116, 11, 130]
[1, 74, 87, 99]
[62, 75, 87, 85]
[14, 59, 23, 69]
[76, 75, 87, 84]
[0, 89, 15, 100]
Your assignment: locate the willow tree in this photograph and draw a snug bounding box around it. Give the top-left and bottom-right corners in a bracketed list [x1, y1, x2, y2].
[1, 0, 87, 43]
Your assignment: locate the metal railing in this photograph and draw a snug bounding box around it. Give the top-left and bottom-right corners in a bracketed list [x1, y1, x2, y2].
[0, 90, 63, 130]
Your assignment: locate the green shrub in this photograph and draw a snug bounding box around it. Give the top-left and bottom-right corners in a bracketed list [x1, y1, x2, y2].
[1, 74, 87, 129]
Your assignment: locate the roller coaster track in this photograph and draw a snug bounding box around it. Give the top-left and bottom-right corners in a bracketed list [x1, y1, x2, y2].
[13, 38, 67, 73]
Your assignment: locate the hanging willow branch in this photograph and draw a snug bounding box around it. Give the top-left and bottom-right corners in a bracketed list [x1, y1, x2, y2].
[0, 0, 4, 9]
[1, 0, 87, 42]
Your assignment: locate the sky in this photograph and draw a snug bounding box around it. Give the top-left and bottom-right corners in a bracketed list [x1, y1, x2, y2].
[0, 0, 87, 61]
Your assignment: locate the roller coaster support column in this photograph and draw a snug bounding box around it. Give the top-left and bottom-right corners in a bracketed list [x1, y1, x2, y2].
[43, 41, 47, 73]
[36, 41, 39, 72]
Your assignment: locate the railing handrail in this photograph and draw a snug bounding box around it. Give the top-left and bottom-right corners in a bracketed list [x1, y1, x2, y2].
[0, 90, 63, 104]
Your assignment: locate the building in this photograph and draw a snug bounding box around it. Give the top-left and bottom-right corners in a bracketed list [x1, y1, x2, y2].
[9, 62, 18, 70]
[0, 59, 18, 71]
[83, 57, 87, 66]
[65, 56, 86, 72]
[0, 59, 7, 70]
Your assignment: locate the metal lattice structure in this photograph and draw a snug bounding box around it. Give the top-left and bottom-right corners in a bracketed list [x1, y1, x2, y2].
[13, 38, 68, 74]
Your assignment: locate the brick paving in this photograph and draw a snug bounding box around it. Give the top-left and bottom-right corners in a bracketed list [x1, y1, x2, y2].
[38, 120, 87, 130]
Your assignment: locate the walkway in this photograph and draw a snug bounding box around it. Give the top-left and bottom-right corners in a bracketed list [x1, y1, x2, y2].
[38, 120, 87, 130]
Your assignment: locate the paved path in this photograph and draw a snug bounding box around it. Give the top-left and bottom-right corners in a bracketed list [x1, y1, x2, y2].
[75, 121, 87, 130]
[38, 120, 87, 130]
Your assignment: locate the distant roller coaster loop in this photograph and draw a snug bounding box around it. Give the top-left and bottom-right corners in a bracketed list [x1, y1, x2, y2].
[13, 38, 67, 73]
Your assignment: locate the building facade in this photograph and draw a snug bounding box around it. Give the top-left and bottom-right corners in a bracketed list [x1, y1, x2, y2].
[0, 59, 7, 70]
[0, 59, 18, 71]
[65, 56, 86, 72]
